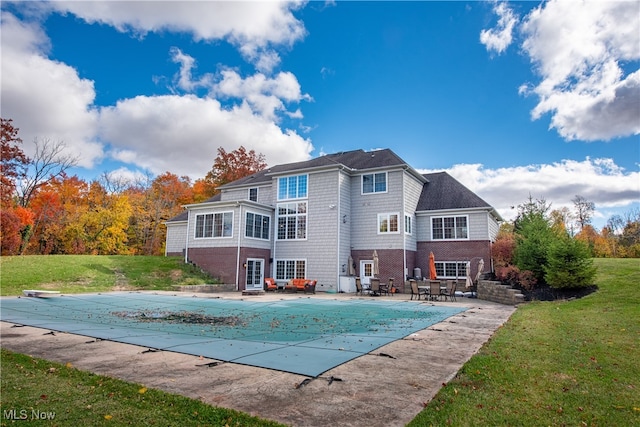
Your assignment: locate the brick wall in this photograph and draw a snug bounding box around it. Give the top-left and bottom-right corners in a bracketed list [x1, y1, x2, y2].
[187, 247, 238, 286]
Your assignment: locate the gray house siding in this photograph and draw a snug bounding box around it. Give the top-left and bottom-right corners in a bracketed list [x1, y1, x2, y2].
[351, 169, 406, 251]
[165, 220, 187, 256]
[273, 169, 340, 289]
[164, 148, 502, 293]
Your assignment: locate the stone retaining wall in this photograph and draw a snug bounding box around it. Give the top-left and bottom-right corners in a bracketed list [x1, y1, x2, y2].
[478, 280, 524, 305]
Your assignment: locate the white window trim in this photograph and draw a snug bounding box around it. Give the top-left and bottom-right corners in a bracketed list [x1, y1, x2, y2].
[276, 201, 308, 241]
[404, 213, 413, 235]
[245, 211, 270, 240]
[431, 215, 469, 240]
[377, 212, 400, 234]
[194, 211, 234, 239]
[274, 259, 307, 281]
[361, 172, 388, 195]
[248, 187, 258, 202]
[277, 174, 309, 201]
[435, 261, 468, 279]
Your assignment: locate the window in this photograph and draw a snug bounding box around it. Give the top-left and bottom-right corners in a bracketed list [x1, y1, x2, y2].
[195, 212, 233, 238]
[278, 175, 307, 200]
[275, 259, 306, 281]
[362, 172, 387, 194]
[378, 213, 399, 234]
[404, 214, 412, 235]
[432, 216, 468, 240]
[248, 188, 258, 202]
[245, 212, 270, 240]
[435, 261, 467, 278]
[277, 202, 307, 240]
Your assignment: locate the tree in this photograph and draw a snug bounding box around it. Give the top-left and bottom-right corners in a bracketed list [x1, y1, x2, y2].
[18, 137, 78, 208]
[202, 146, 267, 195]
[544, 234, 597, 288]
[512, 196, 556, 283]
[572, 195, 595, 231]
[1, 118, 29, 208]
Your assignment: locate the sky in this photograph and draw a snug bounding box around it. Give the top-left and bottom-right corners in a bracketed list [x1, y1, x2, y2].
[2, 0, 639, 230]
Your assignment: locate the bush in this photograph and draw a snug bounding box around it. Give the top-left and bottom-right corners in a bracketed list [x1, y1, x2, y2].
[544, 235, 597, 288]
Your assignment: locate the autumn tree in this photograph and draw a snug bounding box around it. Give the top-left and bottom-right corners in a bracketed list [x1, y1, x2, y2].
[201, 146, 267, 197]
[0, 118, 31, 254]
[128, 172, 193, 255]
[1, 118, 29, 208]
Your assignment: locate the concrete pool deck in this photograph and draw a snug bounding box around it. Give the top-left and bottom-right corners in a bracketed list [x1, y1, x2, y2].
[0, 291, 517, 426]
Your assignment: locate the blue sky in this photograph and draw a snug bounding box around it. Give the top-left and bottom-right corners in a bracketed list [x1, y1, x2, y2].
[2, 1, 639, 230]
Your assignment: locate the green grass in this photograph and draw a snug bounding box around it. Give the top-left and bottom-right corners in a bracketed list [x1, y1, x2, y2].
[408, 258, 640, 426]
[0, 255, 214, 296]
[0, 349, 284, 427]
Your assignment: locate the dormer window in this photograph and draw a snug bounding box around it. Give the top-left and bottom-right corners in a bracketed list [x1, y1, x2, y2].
[362, 172, 387, 194]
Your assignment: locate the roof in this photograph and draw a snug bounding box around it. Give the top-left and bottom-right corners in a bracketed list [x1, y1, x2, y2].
[218, 148, 415, 189]
[165, 194, 221, 223]
[417, 172, 495, 212]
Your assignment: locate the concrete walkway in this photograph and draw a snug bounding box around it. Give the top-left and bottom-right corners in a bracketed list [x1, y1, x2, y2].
[0, 291, 517, 427]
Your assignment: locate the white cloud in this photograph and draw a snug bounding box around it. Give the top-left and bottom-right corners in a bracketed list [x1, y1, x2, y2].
[98, 95, 313, 179]
[49, 0, 307, 73]
[169, 47, 214, 92]
[516, 0, 640, 141]
[480, 1, 518, 54]
[214, 69, 311, 120]
[2, 5, 314, 180]
[0, 11, 103, 168]
[422, 158, 640, 229]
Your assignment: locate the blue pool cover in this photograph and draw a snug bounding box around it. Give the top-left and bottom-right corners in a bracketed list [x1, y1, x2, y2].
[0, 292, 466, 377]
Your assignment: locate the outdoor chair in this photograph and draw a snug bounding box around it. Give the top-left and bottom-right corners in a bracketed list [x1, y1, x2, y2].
[379, 278, 394, 296]
[355, 277, 363, 295]
[370, 278, 381, 296]
[265, 278, 277, 292]
[428, 280, 441, 301]
[410, 279, 426, 300]
[378, 279, 389, 296]
[441, 280, 457, 302]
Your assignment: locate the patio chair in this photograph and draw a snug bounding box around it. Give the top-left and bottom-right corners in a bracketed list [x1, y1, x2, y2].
[378, 279, 389, 296]
[410, 279, 425, 300]
[428, 280, 441, 301]
[355, 278, 367, 295]
[441, 280, 457, 302]
[379, 278, 394, 296]
[265, 278, 277, 292]
[370, 278, 381, 296]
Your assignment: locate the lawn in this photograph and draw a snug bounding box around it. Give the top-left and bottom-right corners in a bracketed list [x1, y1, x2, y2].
[0, 255, 213, 296]
[1, 256, 638, 426]
[408, 258, 639, 426]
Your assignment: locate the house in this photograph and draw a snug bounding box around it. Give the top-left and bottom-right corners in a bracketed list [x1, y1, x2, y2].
[164, 148, 502, 292]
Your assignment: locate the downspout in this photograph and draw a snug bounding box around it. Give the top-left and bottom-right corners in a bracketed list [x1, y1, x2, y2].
[336, 172, 341, 293]
[402, 172, 407, 283]
[235, 202, 242, 291]
[184, 211, 190, 265]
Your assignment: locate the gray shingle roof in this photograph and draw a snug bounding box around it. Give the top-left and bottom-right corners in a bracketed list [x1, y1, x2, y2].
[219, 149, 408, 189]
[417, 172, 493, 211]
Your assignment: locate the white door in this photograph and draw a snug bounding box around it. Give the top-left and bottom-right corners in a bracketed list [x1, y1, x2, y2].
[360, 260, 374, 285]
[245, 259, 264, 291]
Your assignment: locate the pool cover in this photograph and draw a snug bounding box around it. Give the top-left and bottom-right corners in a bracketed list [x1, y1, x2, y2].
[0, 293, 466, 377]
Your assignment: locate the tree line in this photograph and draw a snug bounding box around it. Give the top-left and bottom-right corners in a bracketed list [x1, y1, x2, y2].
[1, 118, 265, 256]
[2, 117, 638, 257]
